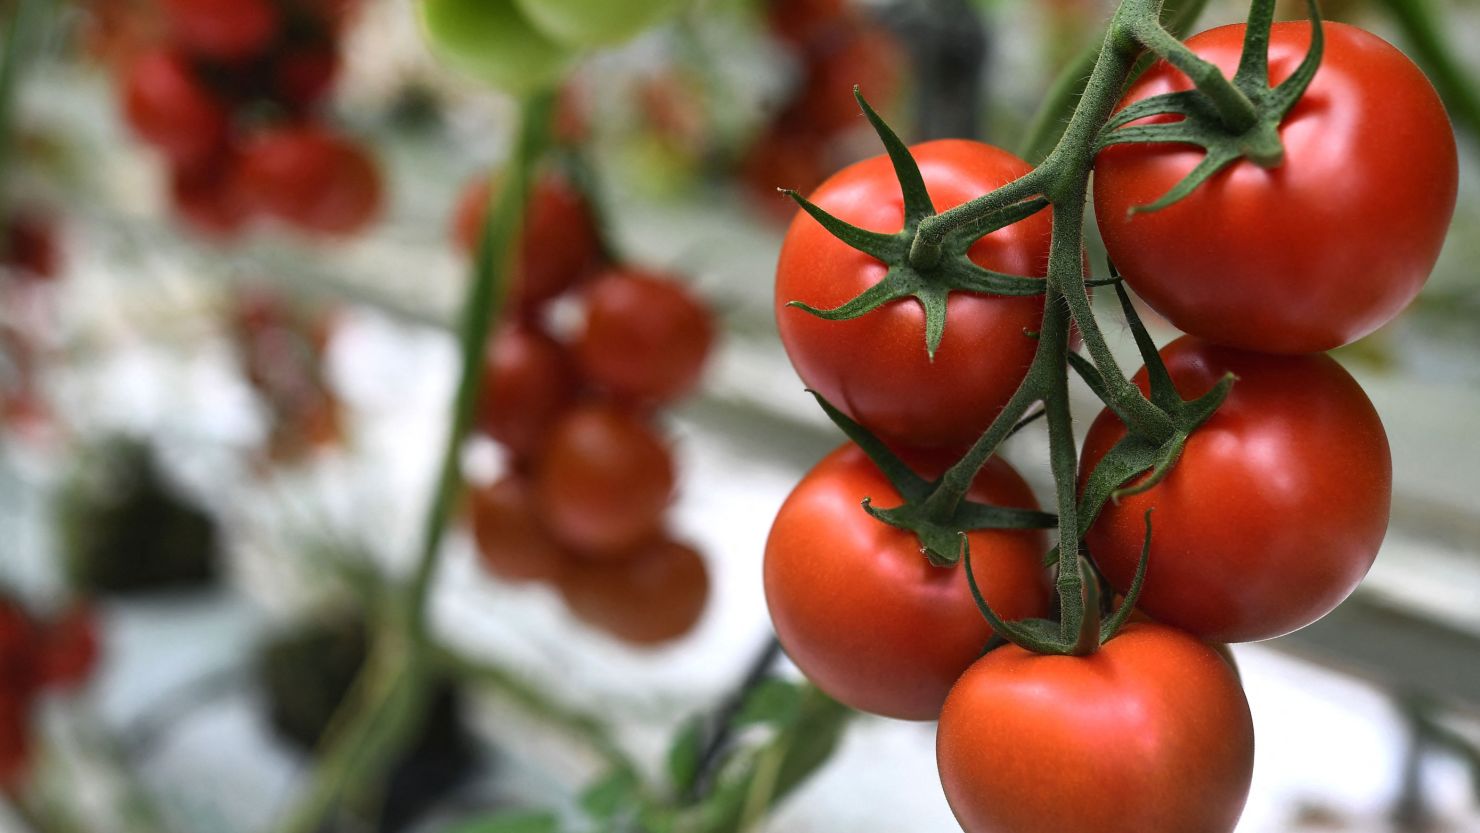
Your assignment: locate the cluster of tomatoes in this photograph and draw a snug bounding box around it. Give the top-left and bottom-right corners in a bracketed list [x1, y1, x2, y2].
[453, 168, 716, 647]
[765, 15, 1456, 833]
[230, 289, 343, 463]
[0, 598, 99, 791]
[741, 0, 904, 220]
[112, 0, 381, 239]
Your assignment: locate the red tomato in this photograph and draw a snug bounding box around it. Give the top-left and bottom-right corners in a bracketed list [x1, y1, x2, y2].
[476, 322, 577, 460]
[937, 623, 1253, 833]
[1, 210, 61, 281]
[469, 475, 570, 584]
[272, 40, 340, 109]
[765, 0, 846, 46]
[238, 126, 382, 236]
[791, 23, 905, 137]
[739, 124, 831, 223]
[0, 600, 37, 696]
[0, 694, 31, 791]
[775, 140, 1053, 450]
[573, 270, 713, 405]
[1080, 337, 1391, 643]
[161, 0, 280, 61]
[35, 605, 100, 692]
[534, 405, 675, 558]
[122, 49, 230, 167]
[451, 171, 603, 311]
[764, 444, 1050, 720]
[1094, 22, 1457, 354]
[169, 157, 254, 238]
[559, 538, 708, 645]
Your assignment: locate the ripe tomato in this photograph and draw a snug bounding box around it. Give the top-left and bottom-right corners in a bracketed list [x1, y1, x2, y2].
[764, 444, 1050, 721]
[451, 171, 603, 311]
[162, 0, 280, 61]
[1094, 22, 1458, 354]
[122, 49, 230, 167]
[1081, 337, 1391, 643]
[237, 126, 382, 236]
[559, 538, 708, 645]
[419, 0, 573, 95]
[937, 622, 1253, 833]
[272, 39, 340, 110]
[775, 140, 1053, 450]
[169, 157, 253, 238]
[2, 210, 61, 281]
[765, 0, 847, 47]
[475, 323, 577, 460]
[791, 23, 905, 137]
[513, 0, 679, 47]
[534, 405, 675, 557]
[0, 694, 31, 790]
[35, 604, 101, 691]
[572, 270, 713, 405]
[469, 475, 570, 584]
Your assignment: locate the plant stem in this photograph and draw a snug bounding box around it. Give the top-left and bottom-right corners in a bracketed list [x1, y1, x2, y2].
[269, 89, 555, 833]
[0, 0, 41, 214]
[684, 637, 784, 801]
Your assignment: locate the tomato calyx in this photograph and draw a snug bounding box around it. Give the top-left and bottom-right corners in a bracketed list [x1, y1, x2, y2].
[781, 91, 1051, 359]
[1099, 0, 1325, 212]
[808, 391, 1057, 568]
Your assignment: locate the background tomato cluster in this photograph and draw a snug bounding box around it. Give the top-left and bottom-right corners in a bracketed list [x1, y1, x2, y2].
[0, 1, 1477, 832]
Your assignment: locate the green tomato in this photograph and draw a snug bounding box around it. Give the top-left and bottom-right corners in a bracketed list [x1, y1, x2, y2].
[419, 0, 573, 94]
[513, 0, 682, 47]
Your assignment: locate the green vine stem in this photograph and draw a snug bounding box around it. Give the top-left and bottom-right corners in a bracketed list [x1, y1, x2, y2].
[0, 0, 42, 218]
[270, 89, 556, 833]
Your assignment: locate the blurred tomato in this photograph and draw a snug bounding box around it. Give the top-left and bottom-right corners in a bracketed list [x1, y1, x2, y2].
[238, 126, 382, 236]
[559, 538, 708, 645]
[123, 49, 230, 167]
[476, 323, 578, 460]
[573, 269, 714, 405]
[469, 475, 571, 584]
[162, 0, 281, 61]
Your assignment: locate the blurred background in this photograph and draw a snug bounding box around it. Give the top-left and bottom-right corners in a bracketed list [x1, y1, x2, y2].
[0, 0, 1477, 831]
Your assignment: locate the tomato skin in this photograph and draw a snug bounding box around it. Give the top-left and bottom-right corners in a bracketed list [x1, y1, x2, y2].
[238, 126, 382, 236]
[162, 0, 280, 62]
[573, 270, 713, 405]
[775, 140, 1052, 450]
[559, 538, 709, 646]
[938, 623, 1253, 833]
[470, 475, 570, 584]
[122, 50, 230, 167]
[513, 0, 679, 48]
[169, 157, 253, 238]
[452, 172, 603, 311]
[1094, 22, 1457, 354]
[2, 210, 61, 281]
[534, 405, 675, 557]
[35, 605, 101, 692]
[419, 0, 572, 95]
[764, 444, 1050, 721]
[1081, 337, 1391, 643]
[475, 323, 577, 460]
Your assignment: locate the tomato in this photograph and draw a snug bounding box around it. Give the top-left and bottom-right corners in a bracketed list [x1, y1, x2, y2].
[534, 405, 674, 557]
[35, 604, 100, 691]
[2, 210, 61, 281]
[0, 601, 36, 697]
[419, 0, 573, 95]
[764, 444, 1050, 721]
[162, 0, 280, 61]
[122, 49, 230, 167]
[451, 171, 603, 311]
[775, 140, 1053, 450]
[739, 124, 830, 223]
[791, 23, 905, 137]
[475, 323, 577, 460]
[237, 126, 382, 236]
[1094, 22, 1457, 354]
[937, 622, 1253, 833]
[272, 39, 340, 110]
[513, 0, 679, 47]
[765, 0, 847, 46]
[573, 270, 713, 405]
[169, 157, 253, 238]
[559, 538, 708, 645]
[469, 475, 570, 584]
[1080, 337, 1391, 643]
[0, 694, 31, 791]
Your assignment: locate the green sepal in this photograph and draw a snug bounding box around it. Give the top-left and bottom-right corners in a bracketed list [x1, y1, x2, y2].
[1099, 510, 1155, 643]
[1098, 0, 1325, 212]
[854, 87, 935, 225]
[963, 536, 1081, 656]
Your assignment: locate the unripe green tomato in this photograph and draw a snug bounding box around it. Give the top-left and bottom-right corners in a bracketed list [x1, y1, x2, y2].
[513, 0, 682, 47]
[419, 0, 573, 94]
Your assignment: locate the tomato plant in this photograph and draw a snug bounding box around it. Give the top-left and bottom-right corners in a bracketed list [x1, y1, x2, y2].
[559, 537, 709, 646]
[1094, 21, 1457, 354]
[573, 269, 714, 406]
[533, 404, 675, 557]
[775, 139, 1053, 451]
[1081, 337, 1391, 643]
[764, 443, 1050, 720]
[513, 0, 680, 48]
[937, 623, 1254, 833]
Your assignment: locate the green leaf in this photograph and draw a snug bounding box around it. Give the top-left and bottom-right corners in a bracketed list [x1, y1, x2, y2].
[580, 769, 642, 821]
[734, 678, 806, 728]
[667, 719, 704, 793]
[442, 811, 561, 833]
